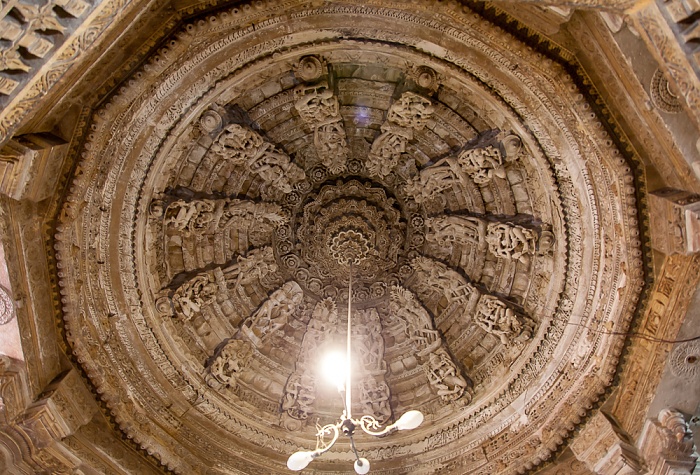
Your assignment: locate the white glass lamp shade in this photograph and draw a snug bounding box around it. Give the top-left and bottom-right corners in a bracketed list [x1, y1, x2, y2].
[394, 410, 424, 431]
[287, 451, 316, 471]
[354, 457, 370, 474]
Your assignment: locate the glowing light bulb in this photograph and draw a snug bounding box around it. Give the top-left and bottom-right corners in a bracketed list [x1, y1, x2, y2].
[287, 451, 315, 471]
[321, 351, 346, 391]
[394, 410, 424, 431]
[354, 457, 370, 474]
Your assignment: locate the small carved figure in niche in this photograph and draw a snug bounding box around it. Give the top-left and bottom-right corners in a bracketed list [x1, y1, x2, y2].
[165, 200, 217, 234]
[457, 145, 507, 185]
[390, 286, 440, 350]
[387, 92, 435, 130]
[206, 340, 253, 389]
[360, 379, 392, 424]
[486, 222, 537, 263]
[426, 349, 470, 402]
[171, 272, 220, 320]
[242, 281, 303, 346]
[474, 295, 534, 345]
[411, 256, 479, 305]
[209, 124, 305, 195]
[425, 215, 487, 248]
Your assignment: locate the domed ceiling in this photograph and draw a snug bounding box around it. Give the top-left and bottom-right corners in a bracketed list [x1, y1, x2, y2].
[53, 1, 645, 474]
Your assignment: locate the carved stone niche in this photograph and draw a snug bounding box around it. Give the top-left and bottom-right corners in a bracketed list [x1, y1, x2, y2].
[637, 408, 697, 475]
[571, 411, 644, 475]
[648, 189, 700, 255]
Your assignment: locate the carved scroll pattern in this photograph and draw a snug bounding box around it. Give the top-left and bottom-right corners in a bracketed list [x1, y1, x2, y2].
[294, 82, 350, 174]
[366, 92, 435, 178]
[387, 285, 472, 403]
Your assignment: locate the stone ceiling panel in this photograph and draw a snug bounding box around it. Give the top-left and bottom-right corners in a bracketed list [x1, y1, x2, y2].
[53, 1, 646, 473]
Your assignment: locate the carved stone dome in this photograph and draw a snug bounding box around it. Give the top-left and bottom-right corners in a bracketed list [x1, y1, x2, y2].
[53, 2, 645, 474]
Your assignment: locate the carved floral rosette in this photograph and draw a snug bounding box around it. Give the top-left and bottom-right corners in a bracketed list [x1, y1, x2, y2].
[53, 2, 645, 474]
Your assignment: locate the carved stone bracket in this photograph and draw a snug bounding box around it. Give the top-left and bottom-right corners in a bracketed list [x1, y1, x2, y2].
[366, 91, 434, 178]
[486, 222, 539, 263]
[637, 408, 697, 475]
[571, 411, 645, 475]
[294, 79, 350, 174]
[474, 295, 534, 345]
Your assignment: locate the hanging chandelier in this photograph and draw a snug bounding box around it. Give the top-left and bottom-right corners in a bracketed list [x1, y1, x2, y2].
[287, 230, 424, 474]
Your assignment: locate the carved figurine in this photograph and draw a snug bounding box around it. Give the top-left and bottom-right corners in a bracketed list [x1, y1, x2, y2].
[171, 272, 220, 320]
[426, 349, 470, 403]
[242, 281, 303, 346]
[206, 339, 253, 390]
[486, 222, 537, 263]
[474, 295, 534, 345]
[457, 145, 507, 185]
[425, 215, 487, 249]
[360, 379, 392, 424]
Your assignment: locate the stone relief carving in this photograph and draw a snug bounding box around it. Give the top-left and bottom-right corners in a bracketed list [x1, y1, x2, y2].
[281, 298, 338, 428]
[164, 198, 287, 235]
[474, 295, 535, 345]
[359, 378, 392, 424]
[425, 215, 487, 249]
[241, 281, 303, 346]
[403, 161, 459, 204]
[486, 222, 538, 263]
[457, 145, 507, 185]
[389, 285, 472, 403]
[209, 124, 305, 196]
[294, 81, 349, 174]
[205, 339, 254, 390]
[171, 270, 223, 321]
[366, 92, 434, 178]
[411, 256, 480, 307]
[426, 348, 469, 402]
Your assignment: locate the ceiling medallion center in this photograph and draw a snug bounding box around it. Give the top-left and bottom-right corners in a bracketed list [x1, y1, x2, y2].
[329, 229, 371, 265]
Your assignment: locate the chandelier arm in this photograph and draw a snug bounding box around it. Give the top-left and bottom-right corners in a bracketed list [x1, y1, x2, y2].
[348, 434, 362, 462]
[357, 415, 395, 437]
[314, 421, 342, 454]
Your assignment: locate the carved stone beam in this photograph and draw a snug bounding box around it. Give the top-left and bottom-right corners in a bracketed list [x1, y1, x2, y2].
[637, 408, 696, 475]
[571, 411, 645, 475]
[491, 0, 645, 12]
[648, 189, 700, 255]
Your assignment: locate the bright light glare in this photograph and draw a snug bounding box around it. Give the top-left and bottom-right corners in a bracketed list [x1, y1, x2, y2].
[287, 451, 315, 471]
[321, 351, 346, 390]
